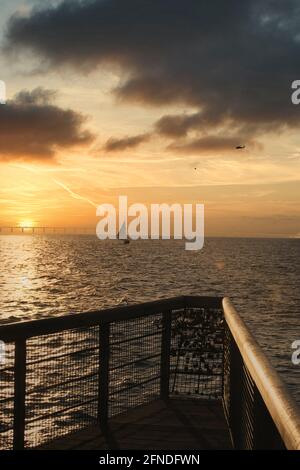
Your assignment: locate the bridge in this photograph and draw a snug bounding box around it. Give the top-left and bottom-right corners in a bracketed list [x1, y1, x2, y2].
[0, 226, 95, 234]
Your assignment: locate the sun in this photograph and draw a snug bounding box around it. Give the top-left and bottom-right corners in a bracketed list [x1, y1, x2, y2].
[18, 220, 35, 228]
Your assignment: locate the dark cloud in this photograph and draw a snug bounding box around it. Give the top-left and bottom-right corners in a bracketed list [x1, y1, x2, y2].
[5, 0, 300, 149]
[13, 87, 58, 106]
[0, 87, 94, 161]
[168, 136, 256, 154]
[104, 133, 150, 152]
[155, 112, 215, 138]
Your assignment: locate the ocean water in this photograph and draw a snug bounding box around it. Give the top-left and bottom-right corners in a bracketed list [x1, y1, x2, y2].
[0, 235, 299, 404]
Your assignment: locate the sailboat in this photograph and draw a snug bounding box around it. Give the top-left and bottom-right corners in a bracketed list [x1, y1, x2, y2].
[117, 222, 130, 244]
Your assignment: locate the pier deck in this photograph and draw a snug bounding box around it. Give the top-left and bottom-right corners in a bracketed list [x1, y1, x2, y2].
[39, 399, 232, 450]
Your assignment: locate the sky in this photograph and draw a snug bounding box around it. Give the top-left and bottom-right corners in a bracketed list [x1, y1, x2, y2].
[0, 0, 300, 237]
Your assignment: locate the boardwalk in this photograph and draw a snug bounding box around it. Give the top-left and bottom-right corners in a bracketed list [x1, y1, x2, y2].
[39, 400, 232, 450]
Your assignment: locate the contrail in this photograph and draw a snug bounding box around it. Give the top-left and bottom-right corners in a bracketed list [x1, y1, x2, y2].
[53, 179, 98, 208]
[10, 164, 99, 208]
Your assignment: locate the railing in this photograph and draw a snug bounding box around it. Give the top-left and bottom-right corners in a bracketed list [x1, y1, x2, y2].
[223, 298, 300, 450]
[0, 296, 299, 450]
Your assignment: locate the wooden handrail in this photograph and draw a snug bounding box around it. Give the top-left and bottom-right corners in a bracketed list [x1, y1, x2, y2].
[223, 297, 300, 450]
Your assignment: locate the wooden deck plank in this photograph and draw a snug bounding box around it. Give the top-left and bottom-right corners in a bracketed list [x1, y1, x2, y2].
[39, 399, 232, 450]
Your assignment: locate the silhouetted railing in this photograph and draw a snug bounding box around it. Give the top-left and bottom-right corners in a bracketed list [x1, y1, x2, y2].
[0, 296, 299, 450]
[223, 298, 300, 450]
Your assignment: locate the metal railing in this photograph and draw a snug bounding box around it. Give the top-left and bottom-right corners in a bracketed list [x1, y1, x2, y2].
[223, 298, 300, 450]
[0, 296, 299, 450]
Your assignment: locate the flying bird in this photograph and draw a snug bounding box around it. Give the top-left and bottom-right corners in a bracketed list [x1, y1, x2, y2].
[235, 145, 246, 150]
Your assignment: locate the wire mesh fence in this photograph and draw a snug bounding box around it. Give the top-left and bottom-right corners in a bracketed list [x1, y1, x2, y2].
[0, 342, 14, 450]
[25, 327, 99, 448]
[0, 297, 225, 449]
[170, 306, 224, 399]
[109, 313, 163, 417]
[0, 297, 293, 450]
[222, 323, 285, 450]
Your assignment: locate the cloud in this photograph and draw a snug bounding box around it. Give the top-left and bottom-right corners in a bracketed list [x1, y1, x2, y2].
[4, 0, 300, 148]
[0, 87, 94, 162]
[104, 133, 150, 152]
[168, 136, 253, 154]
[155, 113, 203, 138]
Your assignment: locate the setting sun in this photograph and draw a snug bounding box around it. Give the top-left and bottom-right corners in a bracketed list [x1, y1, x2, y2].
[19, 220, 35, 228]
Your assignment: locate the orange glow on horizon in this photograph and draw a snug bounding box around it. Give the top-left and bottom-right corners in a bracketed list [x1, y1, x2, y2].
[18, 220, 35, 228]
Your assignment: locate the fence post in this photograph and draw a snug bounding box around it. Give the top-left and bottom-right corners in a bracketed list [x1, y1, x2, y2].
[98, 323, 110, 430]
[160, 311, 172, 400]
[13, 339, 26, 450]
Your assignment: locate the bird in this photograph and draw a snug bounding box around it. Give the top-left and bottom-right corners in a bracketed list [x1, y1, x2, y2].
[235, 145, 246, 150]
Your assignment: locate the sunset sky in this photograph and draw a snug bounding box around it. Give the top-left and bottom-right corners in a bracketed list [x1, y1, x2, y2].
[0, 0, 300, 237]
